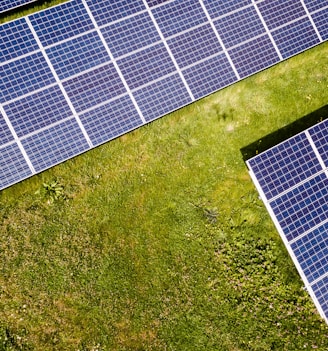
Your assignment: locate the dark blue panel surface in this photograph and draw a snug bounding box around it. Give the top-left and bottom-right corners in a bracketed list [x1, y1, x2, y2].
[303, 0, 328, 12]
[270, 173, 328, 242]
[272, 18, 320, 59]
[0, 18, 38, 63]
[312, 276, 328, 319]
[5, 85, 72, 138]
[146, 0, 171, 7]
[312, 8, 328, 41]
[291, 222, 328, 284]
[203, 0, 251, 19]
[117, 43, 176, 90]
[214, 6, 266, 48]
[79, 95, 143, 146]
[0, 112, 14, 147]
[29, 0, 94, 47]
[183, 52, 237, 100]
[47, 31, 110, 80]
[152, 0, 208, 37]
[63, 63, 126, 113]
[0, 143, 32, 190]
[229, 35, 280, 78]
[86, 0, 146, 26]
[257, 0, 307, 30]
[0, 0, 36, 13]
[309, 119, 328, 168]
[133, 73, 192, 122]
[167, 23, 222, 68]
[248, 133, 323, 201]
[101, 12, 161, 59]
[21, 118, 89, 172]
[0, 52, 56, 103]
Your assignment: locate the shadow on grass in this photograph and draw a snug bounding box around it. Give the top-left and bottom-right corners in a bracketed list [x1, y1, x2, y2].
[241, 104, 328, 162]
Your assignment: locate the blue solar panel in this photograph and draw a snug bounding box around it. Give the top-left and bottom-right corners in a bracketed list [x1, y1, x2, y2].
[101, 12, 161, 59]
[62, 63, 127, 113]
[271, 18, 320, 59]
[247, 116, 328, 323]
[79, 95, 143, 147]
[4, 86, 72, 138]
[21, 118, 90, 172]
[167, 24, 223, 68]
[133, 73, 192, 122]
[0, 0, 326, 203]
[0, 0, 36, 13]
[46, 31, 110, 80]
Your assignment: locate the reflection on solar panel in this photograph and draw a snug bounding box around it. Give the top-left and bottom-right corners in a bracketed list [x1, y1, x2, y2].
[0, 0, 327, 190]
[247, 117, 328, 324]
[0, 0, 36, 13]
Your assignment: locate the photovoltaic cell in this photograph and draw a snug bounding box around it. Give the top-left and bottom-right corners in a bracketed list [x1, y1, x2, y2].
[62, 63, 127, 113]
[86, 0, 146, 26]
[46, 31, 110, 80]
[117, 43, 176, 90]
[152, 0, 208, 37]
[146, 0, 171, 7]
[303, 0, 328, 12]
[0, 143, 32, 190]
[79, 95, 143, 146]
[21, 118, 89, 172]
[271, 18, 320, 59]
[101, 12, 161, 59]
[0, 18, 38, 63]
[167, 24, 222, 68]
[30, 0, 94, 47]
[0, 112, 14, 146]
[183, 52, 237, 100]
[312, 8, 328, 41]
[133, 73, 192, 122]
[229, 35, 280, 78]
[202, 0, 251, 19]
[4, 85, 72, 138]
[312, 276, 328, 319]
[309, 119, 328, 168]
[0, 0, 36, 13]
[0, 52, 56, 103]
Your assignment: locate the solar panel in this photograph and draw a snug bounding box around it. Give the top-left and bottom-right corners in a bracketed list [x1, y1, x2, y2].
[247, 117, 328, 324]
[0, 0, 36, 13]
[0, 0, 327, 191]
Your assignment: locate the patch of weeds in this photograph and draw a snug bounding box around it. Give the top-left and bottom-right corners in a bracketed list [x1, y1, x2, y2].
[191, 202, 219, 224]
[35, 179, 67, 204]
[0, 325, 32, 351]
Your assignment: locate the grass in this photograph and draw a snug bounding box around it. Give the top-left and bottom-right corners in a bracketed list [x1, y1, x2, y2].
[1, 2, 328, 350]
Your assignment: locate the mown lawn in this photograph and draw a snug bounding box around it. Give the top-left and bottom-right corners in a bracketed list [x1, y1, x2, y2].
[1, 2, 328, 350]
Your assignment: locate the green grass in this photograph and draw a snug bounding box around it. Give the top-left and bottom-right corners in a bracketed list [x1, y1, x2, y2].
[1, 3, 328, 350]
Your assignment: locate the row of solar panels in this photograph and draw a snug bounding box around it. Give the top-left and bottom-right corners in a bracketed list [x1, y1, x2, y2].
[0, 0, 37, 13]
[247, 115, 328, 323]
[1, 0, 327, 191]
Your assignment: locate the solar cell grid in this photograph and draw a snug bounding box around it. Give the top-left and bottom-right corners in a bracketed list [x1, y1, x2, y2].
[62, 63, 127, 113]
[152, 0, 208, 37]
[247, 133, 323, 200]
[4, 86, 72, 138]
[46, 31, 110, 80]
[0, 0, 36, 13]
[79, 95, 143, 146]
[0, 112, 14, 146]
[202, 0, 251, 19]
[133, 73, 192, 122]
[101, 12, 161, 59]
[291, 222, 328, 284]
[309, 119, 328, 168]
[0, 18, 39, 63]
[271, 17, 320, 59]
[312, 276, 328, 319]
[312, 8, 328, 40]
[303, 0, 328, 13]
[167, 23, 222, 68]
[0, 52, 56, 103]
[213, 6, 266, 49]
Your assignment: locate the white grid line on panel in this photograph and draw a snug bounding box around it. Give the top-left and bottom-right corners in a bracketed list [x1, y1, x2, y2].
[142, 0, 195, 101]
[251, 0, 283, 61]
[0, 105, 36, 173]
[305, 130, 327, 171]
[25, 16, 93, 148]
[82, 0, 147, 124]
[299, 0, 323, 42]
[198, 0, 240, 80]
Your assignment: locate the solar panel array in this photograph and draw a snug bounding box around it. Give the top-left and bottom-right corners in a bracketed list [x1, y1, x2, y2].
[0, 0, 37, 13]
[0, 0, 327, 190]
[247, 117, 328, 324]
